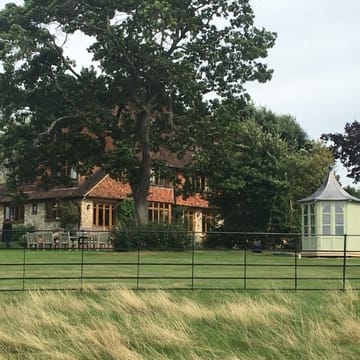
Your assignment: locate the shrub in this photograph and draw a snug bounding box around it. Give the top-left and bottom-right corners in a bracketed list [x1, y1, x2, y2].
[112, 222, 193, 251]
[11, 224, 36, 248]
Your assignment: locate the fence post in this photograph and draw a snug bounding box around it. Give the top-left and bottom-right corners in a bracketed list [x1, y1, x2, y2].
[243, 235, 247, 290]
[294, 237, 300, 291]
[342, 234, 347, 291]
[136, 241, 140, 290]
[22, 244, 26, 291]
[191, 232, 195, 291]
[80, 244, 84, 291]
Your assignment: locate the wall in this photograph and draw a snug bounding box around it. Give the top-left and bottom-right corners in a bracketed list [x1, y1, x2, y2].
[80, 200, 93, 229]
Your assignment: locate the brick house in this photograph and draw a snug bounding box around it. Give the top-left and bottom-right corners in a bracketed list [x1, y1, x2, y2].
[0, 162, 214, 234]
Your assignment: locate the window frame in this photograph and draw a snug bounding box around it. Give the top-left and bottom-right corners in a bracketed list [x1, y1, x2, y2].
[148, 201, 171, 224]
[4, 204, 24, 223]
[93, 202, 116, 229]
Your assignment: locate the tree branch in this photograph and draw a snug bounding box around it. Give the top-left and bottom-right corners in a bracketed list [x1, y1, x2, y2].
[34, 114, 80, 144]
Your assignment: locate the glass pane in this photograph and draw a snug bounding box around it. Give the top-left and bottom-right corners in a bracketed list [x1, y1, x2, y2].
[322, 226, 331, 235]
[322, 214, 331, 225]
[335, 226, 344, 236]
[322, 204, 331, 213]
[311, 226, 315, 236]
[335, 204, 343, 213]
[310, 204, 315, 215]
[335, 214, 344, 225]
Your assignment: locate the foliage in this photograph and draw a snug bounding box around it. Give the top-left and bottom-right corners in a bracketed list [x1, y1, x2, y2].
[321, 121, 360, 182]
[190, 101, 333, 235]
[112, 222, 193, 250]
[58, 202, 80, 231]
[253, 107, 309, 150]
[0, 0, 276, 225]
[11, 223, 35, 247]
[116, 198, 136, 229]
[343, 185, 360, 198]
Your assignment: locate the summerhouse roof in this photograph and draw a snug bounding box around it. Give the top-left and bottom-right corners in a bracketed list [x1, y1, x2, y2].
[298, 167, 360, 203]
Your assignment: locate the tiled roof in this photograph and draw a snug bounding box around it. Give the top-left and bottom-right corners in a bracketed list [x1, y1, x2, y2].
[0, 169, 207, 208]
[0, 183, 79, 202]
[176, 193, 209, 208]
[148, 186, 174, 203]
[86, 175, 131, 200]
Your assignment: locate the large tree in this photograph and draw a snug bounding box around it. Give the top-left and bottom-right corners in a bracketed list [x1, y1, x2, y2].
[321, 121, 360, 183]
[0, 0, 276, 224]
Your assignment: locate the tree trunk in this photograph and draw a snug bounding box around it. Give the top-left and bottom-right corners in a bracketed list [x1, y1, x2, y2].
[130, 109, 152, 226]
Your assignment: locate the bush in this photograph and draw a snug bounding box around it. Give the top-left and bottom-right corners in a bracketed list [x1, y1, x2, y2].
[202, 230, 246, 249]
[112, 222, 193, 251]
[11, 224, 35, 248]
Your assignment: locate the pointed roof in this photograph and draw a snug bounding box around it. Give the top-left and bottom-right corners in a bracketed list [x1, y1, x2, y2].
[298, 166, 360, 203]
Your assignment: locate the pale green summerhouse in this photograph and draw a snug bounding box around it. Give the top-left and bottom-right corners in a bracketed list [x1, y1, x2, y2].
[298, 167, 360, 256]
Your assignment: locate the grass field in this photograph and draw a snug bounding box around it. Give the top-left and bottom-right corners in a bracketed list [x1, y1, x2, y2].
[0, 287, 359, 359]
[0, 249, 359, 291]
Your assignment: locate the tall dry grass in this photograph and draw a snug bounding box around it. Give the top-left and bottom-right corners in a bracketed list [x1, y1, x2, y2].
[0, 287, 359, 359]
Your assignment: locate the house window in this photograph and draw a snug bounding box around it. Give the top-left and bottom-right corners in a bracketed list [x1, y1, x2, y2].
[183, 208, 195, 231]
[148, 202, 171, 223]
[188, 176, 209, 193]
[150, 169, 172, 187]
[93, 202, 116, 229]
[57, 161, 77, 180]
[45, 202, 62, 221]
[32, 203, 38, 215]
[4, 205, 24, 223]
[202, 210, 216, 233]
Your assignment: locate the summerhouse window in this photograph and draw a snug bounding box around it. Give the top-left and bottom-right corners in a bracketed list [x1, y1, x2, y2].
[320, 203, 344, 236]
[335, 204, 344, 236]
[304, 203, 315, 236]
[322, 204, 331, 235]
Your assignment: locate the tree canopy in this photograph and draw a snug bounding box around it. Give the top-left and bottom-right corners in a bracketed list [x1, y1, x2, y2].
[321, 121, 360, 183]
[189, 102, 333, 235]
[0, 0, 276, 224]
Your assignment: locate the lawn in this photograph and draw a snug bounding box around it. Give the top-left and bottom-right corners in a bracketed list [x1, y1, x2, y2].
[0, 248, 359, 291]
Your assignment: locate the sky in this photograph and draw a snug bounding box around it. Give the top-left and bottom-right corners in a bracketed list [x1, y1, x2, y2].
[0, 0, 359, 185]
[247, 0, 360, 186]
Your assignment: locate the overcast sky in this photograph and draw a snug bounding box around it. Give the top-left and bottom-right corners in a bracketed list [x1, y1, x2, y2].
[247, 0, 360, 185]
[248, 0, 360, 138]
[1, 0, 359, 185]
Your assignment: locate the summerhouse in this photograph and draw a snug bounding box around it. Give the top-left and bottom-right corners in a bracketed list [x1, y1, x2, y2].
[298, 166, 360, 256]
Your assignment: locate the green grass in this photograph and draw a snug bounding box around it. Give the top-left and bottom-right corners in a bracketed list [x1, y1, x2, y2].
[0, 249, 359, 291]
[0, 288, 359, 359]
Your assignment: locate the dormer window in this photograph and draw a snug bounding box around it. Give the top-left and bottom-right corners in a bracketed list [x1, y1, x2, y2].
[150, 168, 171, 187]
[57, 162, 77, 181]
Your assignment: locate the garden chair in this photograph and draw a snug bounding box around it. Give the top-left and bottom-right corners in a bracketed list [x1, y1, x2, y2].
[26, 232, 38, 250]
[58, 231, 71, 250]
[97, 232, 110, 250]
[35, 231, 54, 250]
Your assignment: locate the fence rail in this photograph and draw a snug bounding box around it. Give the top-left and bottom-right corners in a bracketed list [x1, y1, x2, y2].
[0, 231, 359, 291]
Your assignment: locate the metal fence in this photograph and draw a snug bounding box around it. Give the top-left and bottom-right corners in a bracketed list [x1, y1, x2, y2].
[0, 231, 359, 291]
